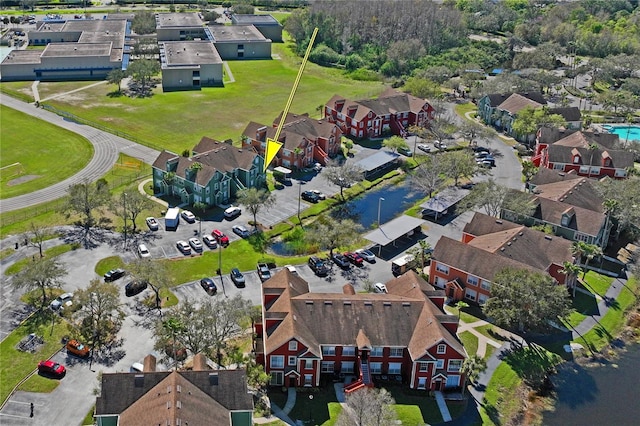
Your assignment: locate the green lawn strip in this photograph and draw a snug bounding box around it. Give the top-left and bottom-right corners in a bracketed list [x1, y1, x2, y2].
[582, 271, 614, 296]
[480, 362, 522, 426]
[573, 275, 638, 353]
[565, 290, 599, 327]
[0, 105, 94, 199]
[0, 81, 35, 103]
[0, 315, 69, 405]
[385, 384, 444, 424]
[267, 387, 288, 409]
[484, 344, 496, 361]
[458, 331, 479, 357]
[94, 256, 125, 277]
[0, 198, 69, 240]
[147, 287, 179, 309]
[5, 243, 80, 276]
[20, 288, 64, 306]
[44, 51, 383, 153]
[287, 388, 338, 425]
[0, 247, 16, 261]
[454, 102, 478, 122]
[36, 81, 104, 100]
[474, 324, 509, 343]
[16, 374, 60, 393]
[322, 402, 342, 426]
[82, 404, 95, 426]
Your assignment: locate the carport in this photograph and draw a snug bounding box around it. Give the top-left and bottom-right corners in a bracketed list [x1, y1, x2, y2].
[364, 215, 426, 254]
[354, 151, 400, 179]
[419, 187, 470, 221]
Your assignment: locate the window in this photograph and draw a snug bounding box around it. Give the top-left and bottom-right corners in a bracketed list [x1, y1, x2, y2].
[283, 149, 291, 157]
[436, 263, 449, 274]
[389, 348, 403, 357]
[480, 280, 491, 291]
[478, 294, 488, 305]
[370, 347, 383, 357]
[322, 346, 336, 356]
[342, 346, 356, 356]
[579, 165, 589, 174]
[435, 277, 446, 289]
[465, 289, 477, 301]
[270, 355, 284, 369]
[304, 375, 313, 386]
[448, 360, 462, 372]
[590, 167, 600, 175]
[561, 214, 570, 227]
[419, 362, 429, 372]
[305, 360, 313, 369]
[573, 155, 580, 164]
[615, 169, 627, 177]
[388, 363, 401, 374]
[437, 344, 446, 354]
[370, 362, 382, 374]
[321, 361, 334, 373]
[417, 377, 427, 389]
[270, 371, 283, 386]
[341, 362, 355, 373]
[446, 375, 460, 388]
[553, 163, 564, 170]
[289, 341, 298, 351]
[575, 233, 589, 242]
[288, 356, 296, 366]
[436, 359, 444, 369]
[467, 275, 478, 286]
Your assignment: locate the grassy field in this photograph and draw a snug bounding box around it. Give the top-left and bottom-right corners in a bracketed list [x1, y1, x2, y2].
[0, 105, 94, 199]
[5, 243, 80, 276]
[0, 313, 69, 405]
[459, 331, 479, 357]
[41, 43, 384, 153]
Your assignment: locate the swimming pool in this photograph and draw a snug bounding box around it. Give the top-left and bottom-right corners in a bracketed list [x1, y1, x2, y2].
[603, 124, 640, 142]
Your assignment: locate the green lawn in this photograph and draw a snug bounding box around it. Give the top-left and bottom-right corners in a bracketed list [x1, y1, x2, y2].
[480, 362, 522, 426]
[582, 271, 614, 296]
[0, 105, 94, 199]
[94, 256, 125, 276]
[5, 243, 80, 276]
[454, 102, 478, 122]
[43, 43, 384, 153]
[459, 331, 479, 357]
[0, 313, 69, 405]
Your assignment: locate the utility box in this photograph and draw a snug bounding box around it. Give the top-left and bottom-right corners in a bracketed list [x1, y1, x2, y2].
[164, 207, 180, 230]
[391, 254, 416, 276]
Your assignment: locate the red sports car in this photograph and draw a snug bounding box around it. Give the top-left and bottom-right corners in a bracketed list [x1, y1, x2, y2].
[344, 252, 364, 266]
[212, 229, 229, 246]
[38, 360, 66, 377]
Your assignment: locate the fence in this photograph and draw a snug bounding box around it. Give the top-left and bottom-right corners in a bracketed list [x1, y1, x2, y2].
[40, 104, 165, 152]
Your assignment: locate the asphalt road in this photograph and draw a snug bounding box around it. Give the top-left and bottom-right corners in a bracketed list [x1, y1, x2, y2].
[0, 95, 160, 213]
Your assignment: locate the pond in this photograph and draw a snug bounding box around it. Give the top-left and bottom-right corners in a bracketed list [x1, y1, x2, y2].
[270, 180, 425, 256]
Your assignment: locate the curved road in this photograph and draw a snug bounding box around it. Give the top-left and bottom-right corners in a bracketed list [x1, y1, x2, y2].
[0, 95, 161, 212]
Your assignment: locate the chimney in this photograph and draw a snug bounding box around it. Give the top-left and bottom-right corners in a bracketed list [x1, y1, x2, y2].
[143, 354, 157, 372]
[193, 353, 209, 371]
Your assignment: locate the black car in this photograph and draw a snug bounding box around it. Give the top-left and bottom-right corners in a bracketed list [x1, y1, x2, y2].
[104, 268, 126, 282]
[200, 278, 218, 295]
[301, 190, 319, 203]
[331, 253, 351, 269]
[308, 256, 329, 276]
[230, 268, 246, 288]
[125, 280, 148, 297]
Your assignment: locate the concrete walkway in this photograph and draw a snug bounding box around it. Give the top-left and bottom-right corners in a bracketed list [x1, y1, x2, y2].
[137, 178, 168, 208]
[455, 319, 503, 358]
[434, 391, 452, 422]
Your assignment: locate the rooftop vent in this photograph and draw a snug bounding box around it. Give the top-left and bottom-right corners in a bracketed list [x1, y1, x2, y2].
[495, 220, 503, 224]
[324, 301, 332, 305]
[305, 300, 313, 305]
[507, 242, 512, 246]
[343, 301, 352, 306]
[544, 235, 552, 240]
[383, 302, 391, 307]
[518, 232, 524, 236]
[364, 301, 372, 306]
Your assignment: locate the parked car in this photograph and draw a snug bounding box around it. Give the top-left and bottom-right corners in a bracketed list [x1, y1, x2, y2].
[475, 151, 490, 159]
[103, 268, 126, 282]
[257, 263, 271, 282]
[125, 280, 148, 297]
[434, 141, 447, 150]
[471, 145, 489, 152]
[344, 252, 364, 266]
[461, 182, 475, 190]
[230, 268, 246, 288]
[301, 190, 319, 203]
[212, 229, 229, 246]
[398, 146, 413, 157]
[188, 237, 203, 251]
[199, 277, 217, 295]
[233, 225, 250, 238]
[284, 265, 298, 275]
[417, 144, 431, 153]
[176, 240, 192, 254]
[308, 256, 329, 276]
[37, 360, 66, 377]
[138, 244, 151, 258]
[66, 339, 90, 358]
[374, 283, 388, 293]
[50, 293, 73, 311]
[313, 162, 322, 172]
[181, 210, 196, 223]
[477, 156, 495, 167]
[310, 189, 326, 200]
[145, 217, 159, 231]
[331, 253, 351, 269]
[355, 249, 376, 263]
[224, 206, 241, 219]
[203, 235, 218, 248]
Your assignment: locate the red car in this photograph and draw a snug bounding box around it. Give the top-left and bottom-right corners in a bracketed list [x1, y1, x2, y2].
[343, 252, 364, 266]
[38, 360, 66, 377]
[212, 229, 229, 246]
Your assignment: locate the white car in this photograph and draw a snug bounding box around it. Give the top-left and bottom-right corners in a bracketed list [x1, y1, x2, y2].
[50, 292, 73, 311]
[203, 235, 218, 248]
[355, 249, 376, 263]
[417, 144, 431, 153]
[232, 225, 250, 238]
[138, 244, 151, 258]
[181, 210, 196, 223]
[284, 265, 298, 275]
[145, 217, 159, 231]
[310, 189, 326, 200]
[176, 240, 191, 254]
[373, 283, 388, 294]
[224, 206, 241, 219]
[188, 237, 203, 251]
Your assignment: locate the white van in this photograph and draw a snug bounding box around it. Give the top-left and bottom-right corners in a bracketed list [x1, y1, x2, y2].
[391, 254, 416, 276]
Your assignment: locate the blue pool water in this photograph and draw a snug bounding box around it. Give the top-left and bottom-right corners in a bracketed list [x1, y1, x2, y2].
[602, 124, 640, 142]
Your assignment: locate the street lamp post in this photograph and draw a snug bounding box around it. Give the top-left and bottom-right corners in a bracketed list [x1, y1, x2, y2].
[198, 216, 202, 237]
[308, 394, 314, 424]
[122, 192, 127, 250]
[377, 197, 385, 229]
[297, 181, 302, 227]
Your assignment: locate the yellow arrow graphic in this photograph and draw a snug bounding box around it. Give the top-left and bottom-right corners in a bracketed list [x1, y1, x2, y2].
[264, 27, 319, 171]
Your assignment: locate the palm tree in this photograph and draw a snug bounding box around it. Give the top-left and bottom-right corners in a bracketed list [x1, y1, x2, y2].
[462, 355, 487, 392]
[456, 301, 469, 321]
[162, 317, 186, 371]
[571, 241, 603, 279]
[602, 199, 618, 248]
[560, 261, 583, 297]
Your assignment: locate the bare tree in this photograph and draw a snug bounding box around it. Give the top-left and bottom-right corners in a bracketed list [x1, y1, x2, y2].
[12, 257, 67, 308]
[336, 387, 397, 426]
[441, 151, 479, 186]
[127, 259, 171, 312]
[24, 222, 55, 258]
[237, 188, 276, 229]
[110, 190, 154, 236]
[411, 155, 446, 197]
[306, 216, 363, 257]
[323, 159, 364, 200]
[65, 180, 110, 234]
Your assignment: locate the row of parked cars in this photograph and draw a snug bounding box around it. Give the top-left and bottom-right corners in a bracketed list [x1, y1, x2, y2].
[308, 248, 376, 276]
